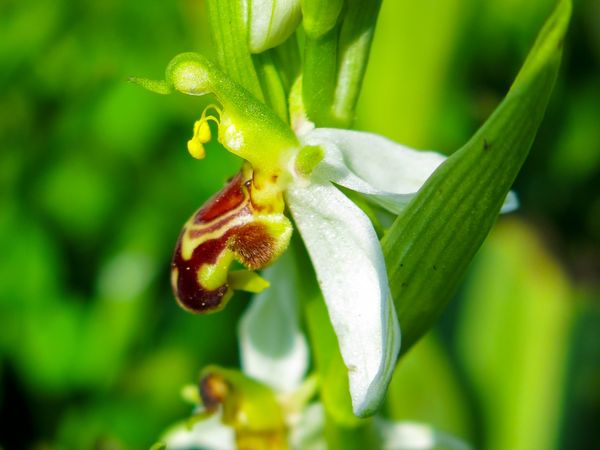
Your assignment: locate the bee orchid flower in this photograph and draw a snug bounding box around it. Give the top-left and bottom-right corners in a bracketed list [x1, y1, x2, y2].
[131, 52, 515, 417]
[163, 256, 470, 450]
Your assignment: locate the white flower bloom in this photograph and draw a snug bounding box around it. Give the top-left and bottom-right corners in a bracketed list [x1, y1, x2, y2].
[135, 53, 517, 419]
[164, 267, 471, 450]
[164, 414, 235, 450]
[377, 420, 472, 450]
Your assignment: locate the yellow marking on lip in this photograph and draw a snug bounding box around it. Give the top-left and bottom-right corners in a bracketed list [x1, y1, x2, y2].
[228, 270, 270, 293]
[198, 251, 234, 290]
[180, 214, 255, 261]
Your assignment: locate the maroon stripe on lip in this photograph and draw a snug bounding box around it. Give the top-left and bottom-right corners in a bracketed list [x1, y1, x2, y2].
[188, 204, 252, 239]
[194, 172, 247, 223]
[171, 234, 230, 313]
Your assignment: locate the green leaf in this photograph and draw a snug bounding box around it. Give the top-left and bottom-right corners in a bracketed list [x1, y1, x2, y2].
[300, 0, 344, 126]
[253, 49, 289, 121]
[302, 26, 339, 126]
[382, 0, 571, 355]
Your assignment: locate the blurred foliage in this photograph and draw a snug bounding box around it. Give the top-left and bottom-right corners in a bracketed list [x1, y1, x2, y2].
[0, 0, 598, 449]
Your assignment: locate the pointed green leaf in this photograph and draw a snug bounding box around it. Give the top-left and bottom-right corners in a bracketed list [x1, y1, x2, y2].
[382, 0, 571, 355]
[456, 219, 575, 450]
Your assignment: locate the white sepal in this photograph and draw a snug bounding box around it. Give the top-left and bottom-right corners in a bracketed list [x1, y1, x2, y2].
[163, 414, 235, 450]
[286, 180, 401, 416]
[377, 420, 472, 450]
[303, 128, 517, 214]
[289, 403, 327, 450]
[239, 250, 309, 393]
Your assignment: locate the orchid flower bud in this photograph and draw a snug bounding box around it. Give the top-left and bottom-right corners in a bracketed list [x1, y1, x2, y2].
[248, 0, 302, 53]
[301, 0, 344, 39]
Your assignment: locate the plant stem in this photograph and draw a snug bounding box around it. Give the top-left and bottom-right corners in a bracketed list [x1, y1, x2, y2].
[332, 0, 382, 127]
[253, 50, 289, 122]
[302, 27, 339, 127]
[271, 34, 301, 93]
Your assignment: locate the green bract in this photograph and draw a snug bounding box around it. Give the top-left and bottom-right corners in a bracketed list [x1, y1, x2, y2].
[383, 0, 572, 355]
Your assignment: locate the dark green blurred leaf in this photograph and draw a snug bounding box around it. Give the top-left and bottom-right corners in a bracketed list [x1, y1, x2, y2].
[357, 0, 471, 148]
[34, 155, 119, 241]
[384, 333, 472, 441]
[457, 219, 575, 450]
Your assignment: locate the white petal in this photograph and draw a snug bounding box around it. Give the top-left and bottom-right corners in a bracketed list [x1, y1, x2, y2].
[286, 180, 401, 416]
[248, 0, 302, 53]
[500, 190, 519, 214]
[377, 420, 472, 450]
[163, 415, 235, 450]
[303, 127, 516, 214]
[290, 403, 327, 450]
[239, 250, 309, 392]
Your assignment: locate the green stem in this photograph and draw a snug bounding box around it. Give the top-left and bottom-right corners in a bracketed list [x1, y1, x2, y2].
[324, 414, 379, 450]
[302, 27, 340, 127]
[206, 0, 264, 101]
[272, 34, 301, 93]
[332, 0, 382, 127]
[253, 50, 289, 122]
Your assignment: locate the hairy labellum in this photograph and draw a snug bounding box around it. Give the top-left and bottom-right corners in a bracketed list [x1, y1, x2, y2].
[171, 171, 292, 314]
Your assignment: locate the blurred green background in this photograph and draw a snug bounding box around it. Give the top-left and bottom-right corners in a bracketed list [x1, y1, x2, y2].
[0, 0, 598, 448]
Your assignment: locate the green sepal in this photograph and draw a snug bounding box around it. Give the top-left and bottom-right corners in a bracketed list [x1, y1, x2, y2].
[381, 0, 571, 355]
